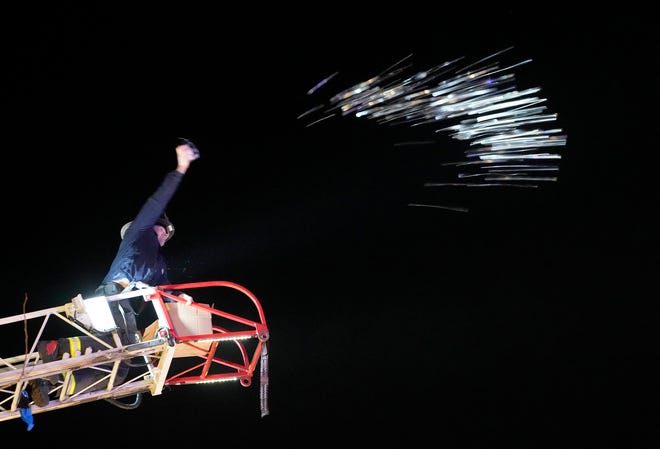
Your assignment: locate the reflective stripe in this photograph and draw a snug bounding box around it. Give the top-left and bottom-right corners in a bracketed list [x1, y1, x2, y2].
[66, 337, 82, 394]
[67, 336, 82, 356]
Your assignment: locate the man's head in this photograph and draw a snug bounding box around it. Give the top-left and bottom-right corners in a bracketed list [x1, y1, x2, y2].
[155, 213, 175, 239]
[120, 213, 175, 246]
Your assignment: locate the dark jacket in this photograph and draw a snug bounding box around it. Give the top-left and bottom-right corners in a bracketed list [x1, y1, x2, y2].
[101, 169, 184, 287]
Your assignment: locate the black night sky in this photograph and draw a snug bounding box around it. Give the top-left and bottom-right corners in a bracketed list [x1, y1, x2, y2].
[1, 7, 655, 447]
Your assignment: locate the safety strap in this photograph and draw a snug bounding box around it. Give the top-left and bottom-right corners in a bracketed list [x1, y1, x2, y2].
[260, 343, 269, 417]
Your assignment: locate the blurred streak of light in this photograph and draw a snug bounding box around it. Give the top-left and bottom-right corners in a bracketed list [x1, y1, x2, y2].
[297, 104, 326, 119]
[307, 72, 339, 95]
[305, 114, 335, 127]
[424, 182, 539, 188]
[376, 53, 415, 77]
[408, 203, 470, 212]
[299, 47, 568, 209]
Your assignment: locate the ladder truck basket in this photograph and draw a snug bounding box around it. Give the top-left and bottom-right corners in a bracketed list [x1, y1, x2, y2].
[0, 280, 269, 423]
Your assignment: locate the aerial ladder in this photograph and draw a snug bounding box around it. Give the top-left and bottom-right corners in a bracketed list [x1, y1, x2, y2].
[0, 280, 270, 427]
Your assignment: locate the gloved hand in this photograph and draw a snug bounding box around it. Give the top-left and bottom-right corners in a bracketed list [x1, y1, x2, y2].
[19, 390, 34, 431]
